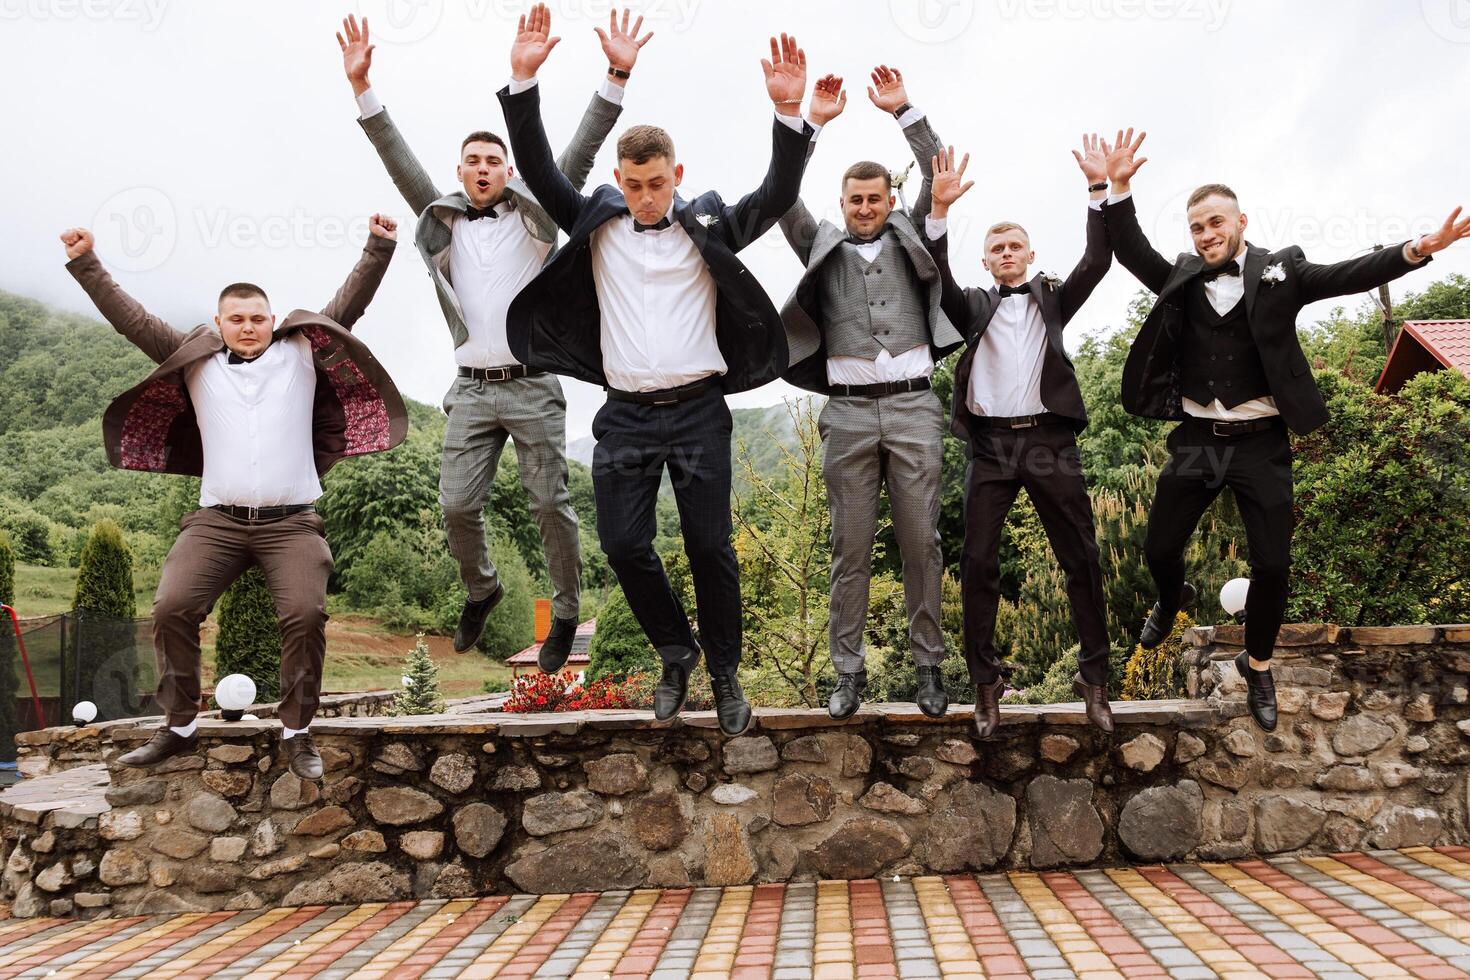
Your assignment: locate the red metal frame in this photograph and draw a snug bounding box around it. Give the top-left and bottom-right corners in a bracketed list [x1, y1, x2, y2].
[3, 604, 47, 732]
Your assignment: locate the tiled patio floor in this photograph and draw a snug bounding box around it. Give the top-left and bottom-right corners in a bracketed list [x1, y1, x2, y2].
[5, 846, 1470, 978]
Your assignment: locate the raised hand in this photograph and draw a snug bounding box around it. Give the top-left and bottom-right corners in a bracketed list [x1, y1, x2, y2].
[594, 7, 653, 75]
[809, 73, 846, 126]
[511, 2, 561, 81]
[369, 213, 398, 241]
[1072, 132, 1107, 186]
[1103, 128, 1148, 192]
[761, 33, 807, 115]
[1417, 206, 1470, 257]
[866, 64, 909, 114]
[929, 146, 973, 217]
[60, 228, 95, 260]
[336, 13, 375, 96]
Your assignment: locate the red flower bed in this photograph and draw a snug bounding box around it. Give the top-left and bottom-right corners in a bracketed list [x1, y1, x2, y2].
[503, 671, 648, 713]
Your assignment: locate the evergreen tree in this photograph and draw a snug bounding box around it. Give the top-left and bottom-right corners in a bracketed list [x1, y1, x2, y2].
[1121, 611, 1194, 701]
[0, 531, 19, 760]
[214, 565, 282, 702]
[73, 519, 134, 618]
[390, 636, 444, 715]
[72, 519, 138, 720]
[586, 587, 658, 681]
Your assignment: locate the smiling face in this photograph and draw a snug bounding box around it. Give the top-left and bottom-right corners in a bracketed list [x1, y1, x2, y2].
[457, 133, 512, 210]
[215, 286, 275, 358]
[1187, 184, 1247, 269]
[841, 176, 894, 240]
[983, 223, 1034, 287]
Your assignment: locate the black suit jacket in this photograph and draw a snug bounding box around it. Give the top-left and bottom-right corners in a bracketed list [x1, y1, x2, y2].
[1104, 194, 1428, 435]
[498, 83, 812, 393]
[925, 204, 1111, 444]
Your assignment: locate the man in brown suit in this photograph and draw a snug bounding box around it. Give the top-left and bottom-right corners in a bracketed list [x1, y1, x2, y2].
[60, 217, 408, 778]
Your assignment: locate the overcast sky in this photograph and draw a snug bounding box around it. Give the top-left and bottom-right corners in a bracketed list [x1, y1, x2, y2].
[5, 0, 1469, 438]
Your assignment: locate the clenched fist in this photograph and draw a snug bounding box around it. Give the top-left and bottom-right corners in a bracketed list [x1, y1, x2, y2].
[60, 228, 95, 260]
[369, 213, 398, 240]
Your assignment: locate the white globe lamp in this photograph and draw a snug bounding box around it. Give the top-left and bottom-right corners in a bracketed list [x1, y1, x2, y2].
[1220, 578, 1251, 624]
[216, 673, 257, 722]
[72, 700, 98, 726]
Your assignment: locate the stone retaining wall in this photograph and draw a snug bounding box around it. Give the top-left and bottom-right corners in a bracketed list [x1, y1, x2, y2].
[2, 625, 1467, 919]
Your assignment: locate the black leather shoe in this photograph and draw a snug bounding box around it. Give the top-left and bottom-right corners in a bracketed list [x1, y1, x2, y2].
[1072, 674, 1115, 734]
[453, 583, 504, 652]
[538, 615, 580, 674]
[653, 661, 690, 721]
[828, 671, 867, 720]
[973, 677, 1005, 739]
[915, 665, 949, 718]
[117, 728, 198, 767]
[1234, 651, 1278, 732]
[1140, 581, 1196, 648]
[710, 672, 753, 737]
[283, 731, 323, 780]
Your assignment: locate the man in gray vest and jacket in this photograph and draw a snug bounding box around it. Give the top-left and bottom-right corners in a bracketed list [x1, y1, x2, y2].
[778, 67, 964, 719]
[336, 9, 648, 668]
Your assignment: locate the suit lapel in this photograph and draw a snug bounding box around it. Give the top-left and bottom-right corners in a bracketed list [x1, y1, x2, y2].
[1159, 253, 1204, 302]
[1242, 244, 1268, 319]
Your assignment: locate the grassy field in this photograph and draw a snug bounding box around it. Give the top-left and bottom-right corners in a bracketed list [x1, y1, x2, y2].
[8, 565, 512, 701]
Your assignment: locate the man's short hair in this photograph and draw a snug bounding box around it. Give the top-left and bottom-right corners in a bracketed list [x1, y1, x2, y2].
[1187, 183, 1239, 210]
[985, 221, 1030, 243]
[617, 125, 675, 165]
[461, 131, 508, 156]
[842, 160, 891, 191]
[218, 282, 269, 308]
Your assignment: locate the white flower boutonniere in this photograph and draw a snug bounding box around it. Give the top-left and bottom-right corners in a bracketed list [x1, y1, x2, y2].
[1041, 272, 1064, 291]
[1262, 263, 1286, 286]
[695, 212, 718, 229]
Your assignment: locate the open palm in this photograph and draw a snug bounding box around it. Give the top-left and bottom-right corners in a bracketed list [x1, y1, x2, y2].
[761, 33, 806, 106]
[511, 2, 561, 80]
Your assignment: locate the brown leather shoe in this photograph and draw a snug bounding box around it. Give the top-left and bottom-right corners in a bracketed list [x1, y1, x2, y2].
[1072, 674, 1115, 734]
[283, 731, 323, 780]
[973, 677, 1005, 739]
[117, 728, 198, 767]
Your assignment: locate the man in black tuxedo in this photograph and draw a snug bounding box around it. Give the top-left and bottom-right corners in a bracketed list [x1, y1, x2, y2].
[497, 6, 812, 736]
[1102, 128, 1470, 731]
[921, 141, 1116, 738]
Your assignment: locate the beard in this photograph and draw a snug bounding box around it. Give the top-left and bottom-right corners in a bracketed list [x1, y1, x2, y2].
[1200, 229, 1244, 268]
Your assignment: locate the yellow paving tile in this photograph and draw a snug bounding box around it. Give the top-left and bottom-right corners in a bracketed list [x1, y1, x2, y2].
[464, 893, 569, 972]
[1010, 872, 1121, 977]
[1106, 868, 1285, 977]
[1302, 855, 1470, 940]
[144, 907, 306, 979]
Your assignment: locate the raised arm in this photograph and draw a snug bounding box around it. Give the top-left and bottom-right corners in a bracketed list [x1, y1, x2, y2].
[1059, 133, 1113, 325]
[777, 71, 843, 265]
[1294, 206, 1466, 303]
[320, 215, 398, 330]
[721, 33, 813, 252]
[339, 15, 441, 216]
[1100, 128, 1173, 295]
[921, 147, 990, 335]
[61, 229, 185, 365]
[866, 65, 943, 224]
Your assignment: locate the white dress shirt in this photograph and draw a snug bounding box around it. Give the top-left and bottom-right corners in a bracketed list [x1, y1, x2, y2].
[355, 81, 625, 369]
[188, 334, 321, 507]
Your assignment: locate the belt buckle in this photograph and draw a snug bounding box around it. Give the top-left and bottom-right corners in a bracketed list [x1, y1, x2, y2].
[1011, 416, 1037, 429]
[652, 396, 677, 406]
[244, 505, 260, 522]
[1212, 421, 1234, 438]
[486, 367, 510, 382]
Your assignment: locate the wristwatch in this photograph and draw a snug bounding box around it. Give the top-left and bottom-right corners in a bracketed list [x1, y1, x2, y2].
[892, 102, 914, 119]
[607, 66, 631, 80]
[1088, 181, 1108, 193]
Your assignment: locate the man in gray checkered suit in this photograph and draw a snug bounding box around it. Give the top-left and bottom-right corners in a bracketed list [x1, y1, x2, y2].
[337, 10, 650, 668]
[777, 67, 965, 720]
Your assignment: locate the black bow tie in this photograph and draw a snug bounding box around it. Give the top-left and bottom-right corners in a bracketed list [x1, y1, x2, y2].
[846, 234, 882, 247]
[1200, 263, 1241, 282]
[464, 205, 499, 221]
[997, 283, 1030, 298]
[226, 351, 261, 365]
[632, 216, 672, 233]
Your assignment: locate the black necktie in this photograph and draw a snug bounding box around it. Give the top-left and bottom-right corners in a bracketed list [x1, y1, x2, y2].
[633, 216, 672, 233]
[1200, 263, 1241, 283]
[997, 283, 1029, 298]
[463, 205, 498, 221]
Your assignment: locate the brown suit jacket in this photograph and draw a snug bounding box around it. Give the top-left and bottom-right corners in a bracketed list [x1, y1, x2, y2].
[66, 234, 408, 477]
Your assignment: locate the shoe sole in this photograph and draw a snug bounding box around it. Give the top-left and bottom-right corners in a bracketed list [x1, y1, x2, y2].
[538, 646, 572, 674]
[719, 712, 753, 737]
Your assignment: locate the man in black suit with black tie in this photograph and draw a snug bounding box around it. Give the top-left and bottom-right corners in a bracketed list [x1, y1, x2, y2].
[497, 5, 813, 735]
[1101, 128, 1470, 731]
[921, 141, 1116, 738]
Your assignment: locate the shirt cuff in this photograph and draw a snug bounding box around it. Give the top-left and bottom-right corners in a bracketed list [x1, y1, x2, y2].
[508, 75, 538, 95]
[1088, 197, 1104, 211]
[597, 77, 625, 105]
[775, 112, 805, 134]
[1107, 189, 1133, 205]
[925, 215, 947, 241]
[896, 105, 925, 129]
[356, 87, 384, 120]
[806, 120, 823, 140]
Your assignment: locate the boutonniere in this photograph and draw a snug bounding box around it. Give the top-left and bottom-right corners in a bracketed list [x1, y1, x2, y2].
[889, 161, 914, 191]
[1041, 272, 1064, 291]
[1262, 263, 1286, 286]
[695, 212, 718, 228]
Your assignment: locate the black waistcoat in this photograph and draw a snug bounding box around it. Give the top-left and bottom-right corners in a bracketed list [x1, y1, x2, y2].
[1179, 277, 1271, 408]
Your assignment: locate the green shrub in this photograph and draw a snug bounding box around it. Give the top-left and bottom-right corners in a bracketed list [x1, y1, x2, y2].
[390, 636, 444, 715]
[214, 565, 282, 702]
[1120, 611, 1193, 700]
[586, 587, 657, 681]
[0, 531, 18, 760]
[72, 519, 138, 720]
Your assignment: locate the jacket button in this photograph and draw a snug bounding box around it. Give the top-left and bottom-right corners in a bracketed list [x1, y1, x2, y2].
[1207, 380, 1215, 387]
[1210, 354, 1217, 361]
[879, 300, 886, 306]
[1227, 355, 1234, 361]
[869, 301, 876, 306]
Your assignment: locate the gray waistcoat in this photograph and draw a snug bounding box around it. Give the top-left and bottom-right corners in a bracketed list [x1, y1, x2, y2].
[818, 232, 931, 359]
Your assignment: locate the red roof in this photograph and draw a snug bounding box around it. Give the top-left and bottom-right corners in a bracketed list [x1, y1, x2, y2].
[505, 618, 597, 666]
[1376, 320, 1470, 394]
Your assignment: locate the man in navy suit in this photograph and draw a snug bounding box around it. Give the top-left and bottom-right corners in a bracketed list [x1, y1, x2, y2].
[498, 4, 813, 735]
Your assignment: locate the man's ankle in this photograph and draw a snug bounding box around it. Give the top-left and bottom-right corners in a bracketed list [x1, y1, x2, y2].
[168, 719, 198, 738]
[1247, 656, 1272, 672]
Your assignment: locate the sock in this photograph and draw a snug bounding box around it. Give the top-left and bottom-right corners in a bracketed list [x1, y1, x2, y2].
[169, 720, 197, 738]
[281, 724, 310, 740]
[1247, 657, 1272, 672]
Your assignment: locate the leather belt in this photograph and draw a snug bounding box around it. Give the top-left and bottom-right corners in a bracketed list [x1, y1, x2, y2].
[606, 377, 718, 406]
[458, 365, 539, 381]
[829, 378, 932, 398]
[975, 411, 1069, 429]
[211, 504, 315, 522]
[1190, 416, 1283, 438]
